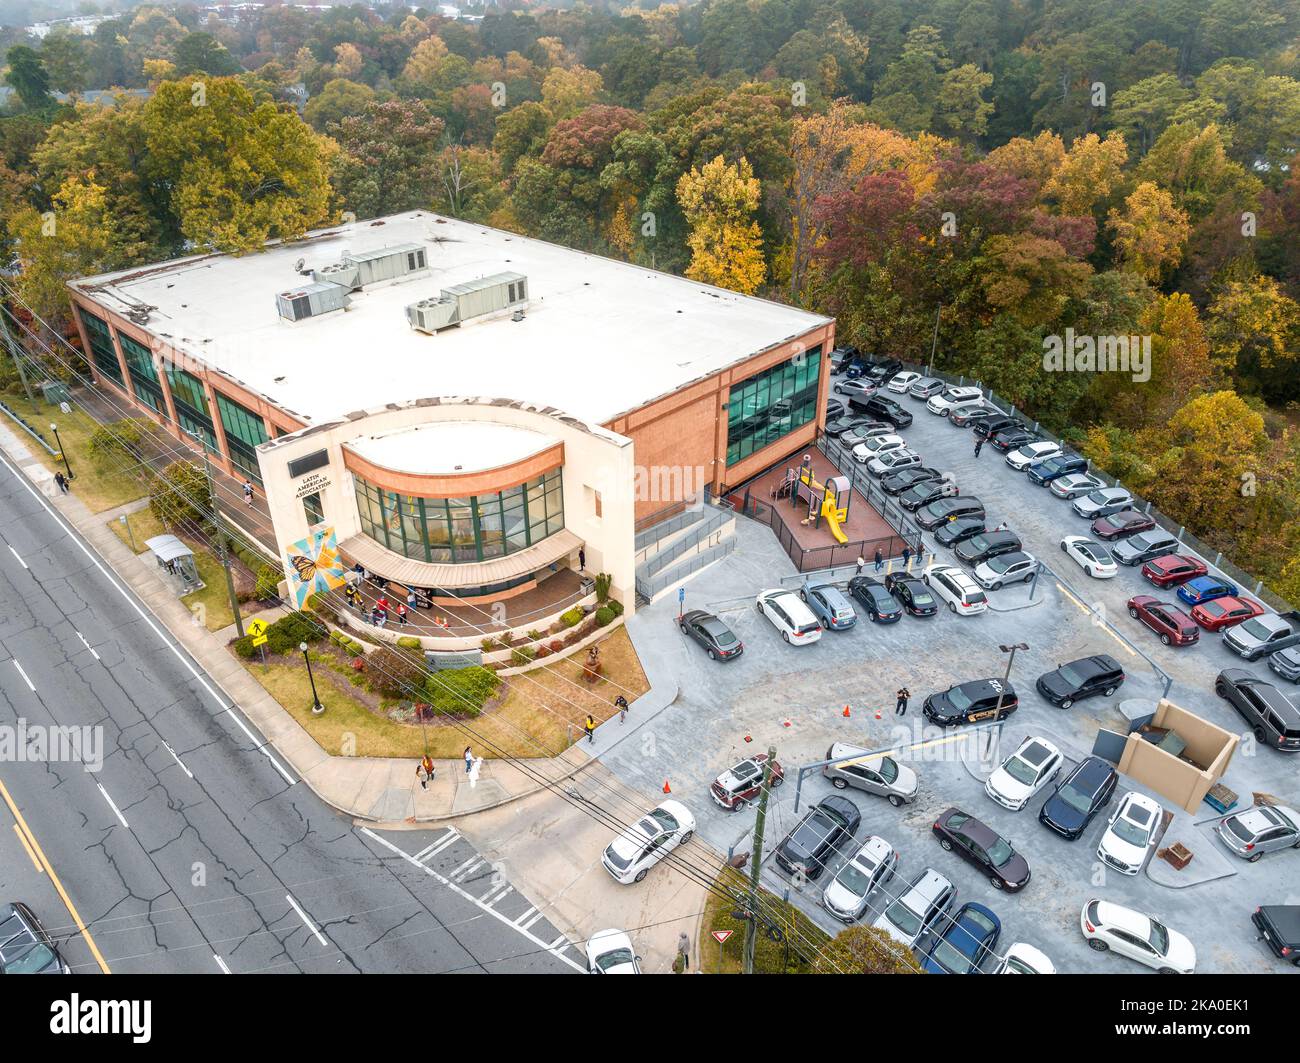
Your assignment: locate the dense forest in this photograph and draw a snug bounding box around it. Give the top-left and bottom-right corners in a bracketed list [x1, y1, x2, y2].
[2, 0, 1299, 600]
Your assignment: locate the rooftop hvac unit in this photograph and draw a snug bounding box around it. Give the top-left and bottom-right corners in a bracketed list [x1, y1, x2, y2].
[276, 281, 350, 322]
[308, 244, 427, 291]
[312, 261, 361, 290]
[405, 272, 528, 335]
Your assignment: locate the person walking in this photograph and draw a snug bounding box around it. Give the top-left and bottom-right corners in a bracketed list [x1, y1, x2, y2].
[615, 695, 629, 723]
[54, 471, 69, 494]
[973, 436, 984, 458]
[243, 480, 254, 506]
[895, 687, 910, 716]
[855, 555, 865, 575]
[406, 587, 419, 610]
[915, 540, 925, 565]
[676, 932, 691, 972]
[584, 714, 596, 744]
[417, 754, 435, 790]
[464, 747, 474, 774]
[396, 601, 409, 626]
[345, 583, 358, 610]
[578, 547, 586, 572]
[874, 547, 884, 572]
[902, 546, 911, 568]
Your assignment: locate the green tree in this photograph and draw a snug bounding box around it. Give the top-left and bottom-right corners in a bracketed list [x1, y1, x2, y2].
[813, 925, 923, 974]
[148, 460, 211, 533]
[4, 46, 54, 110]
[330, 99, 446, 220]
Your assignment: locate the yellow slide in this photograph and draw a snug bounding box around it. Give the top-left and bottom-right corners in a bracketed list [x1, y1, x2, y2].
[821, 491, 849, 543]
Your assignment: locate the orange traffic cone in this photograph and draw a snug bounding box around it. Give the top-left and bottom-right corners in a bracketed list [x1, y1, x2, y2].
[842, 705, 851, 718]
[662, 780, 672, 794]
[743, 734, 753, 743]
[783, 718, 792, 728]
[874, 709, 882, 720]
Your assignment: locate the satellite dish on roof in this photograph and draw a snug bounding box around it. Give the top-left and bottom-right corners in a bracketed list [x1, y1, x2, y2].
[294, 257, 305, 272]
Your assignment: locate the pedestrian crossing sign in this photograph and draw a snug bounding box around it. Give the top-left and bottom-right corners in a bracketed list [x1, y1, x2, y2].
[249, 619, 269, 647]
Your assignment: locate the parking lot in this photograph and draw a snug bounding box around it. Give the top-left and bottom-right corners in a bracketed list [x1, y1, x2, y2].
[607, 388, 1300, 974]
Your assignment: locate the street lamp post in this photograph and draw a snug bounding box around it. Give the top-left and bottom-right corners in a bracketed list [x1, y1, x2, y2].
[986, 642, 1029, 760]
[301, 641, 325, 715]
[50, 423, 73, 480]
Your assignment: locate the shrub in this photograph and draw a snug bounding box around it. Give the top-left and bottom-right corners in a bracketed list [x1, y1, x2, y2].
[148, 459, 210, 531]
[89, 417, 153, 460]
[561, 607, 584, 628]
[262, 611, 328, 655]
[481, 637, 497, 652]
[366, 646, 427, 699]
[232, 634, 257, 658]
[346, 638, 365, 655]
[254, 565, 281, 601]
[527, 629, 544, 641]
[595, 606, 614, 626]
[329, 630, 345, 645]
[426, 665, 499, 718]
[510, 646, 536, 665]
[549, 639, 563, 653]
[535, 645, 551, 658]
[562, 630, 582, 647]
[606, 599, 624, 617]
[396, 635, 422, 651]
[594, 572, 612, 602]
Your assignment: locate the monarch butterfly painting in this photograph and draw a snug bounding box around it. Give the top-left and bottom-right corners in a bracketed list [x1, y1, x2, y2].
[285, 527, 347, 608]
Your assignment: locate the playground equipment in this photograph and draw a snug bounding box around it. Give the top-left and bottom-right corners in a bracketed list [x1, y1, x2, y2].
[775, 455, 851, 543]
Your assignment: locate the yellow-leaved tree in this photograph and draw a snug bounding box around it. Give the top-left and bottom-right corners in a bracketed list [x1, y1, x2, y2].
[677, 154, 766, 295]
[1107, 181, 1191, 282]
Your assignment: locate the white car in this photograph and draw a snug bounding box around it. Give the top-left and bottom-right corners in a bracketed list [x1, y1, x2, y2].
[1006, 441, 1062, 470]
[995, 941, 1056, 974]
[1071, 487, 1135, 519]
[985, 736, 1063, 811]
[922, 564, 988, 615]
[972, 550, 1038, 590]
[602, 800, 696, 884]
[1060, 535, 1117, 578]
[867, 449, 922, 477]
[1049, 472, 1105, 499]
[756, 588, 823, 645]
[833, 378, 877, 398]
[886, 371, 922, 394]
[1097, 791, 1162, 875]
[852, 433, 906, 463]
[926, 385, 983, 415]
[585, 929, 642, 973]
[1081, 899, 1196, 974]
[821, 835, 898, 923]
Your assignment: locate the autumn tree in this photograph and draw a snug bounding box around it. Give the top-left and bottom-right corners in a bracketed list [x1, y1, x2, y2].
[1042, 131, 1129, 216]
[1107, 181, 1191, 282]
[813, 925, 922, 974]
[677, 154, 766, 294]
[330, 99, 446, 220]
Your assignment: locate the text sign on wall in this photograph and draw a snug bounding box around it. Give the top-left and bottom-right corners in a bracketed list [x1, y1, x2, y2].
[294, 472, 331, 499]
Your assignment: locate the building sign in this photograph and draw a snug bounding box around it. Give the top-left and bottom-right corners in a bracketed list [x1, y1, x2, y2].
[294, 472, 332, 499]
[285, 525, 348, 609]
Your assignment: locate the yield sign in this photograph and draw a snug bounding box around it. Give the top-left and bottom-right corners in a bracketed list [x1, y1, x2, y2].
[711, 930, 733, 944]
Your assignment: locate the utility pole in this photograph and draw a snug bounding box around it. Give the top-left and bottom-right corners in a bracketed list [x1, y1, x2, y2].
[927, 303, 942, 376]
[190, 433, 245, 638]
[743, 746, 776, 975]
[0, 302, 38, 410]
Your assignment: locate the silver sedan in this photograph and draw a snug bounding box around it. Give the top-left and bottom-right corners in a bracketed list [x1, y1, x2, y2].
[1216, 804, 1300, 861]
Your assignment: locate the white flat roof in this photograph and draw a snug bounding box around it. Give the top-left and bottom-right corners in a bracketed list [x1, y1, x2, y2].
[346, 420, 558, 476]
[71, 211, 830, 427]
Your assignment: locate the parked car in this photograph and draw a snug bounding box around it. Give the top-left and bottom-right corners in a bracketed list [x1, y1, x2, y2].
[865, 357, 904, 383]
[1222, 614, 1300, 661]
[1216, 804, 1300, 861]
[822, 836, 899, 923]
[585, 929, 642, 974]
[823, 742, 918, 806]
[773, 795, 861, 880]
[1096, 791, 1161, 875]
[833, 377, 878, 398]
[1039, 756, 1118, 840]
[852, 433, 907, 463]
[1112, 529, 1180, 566]
[602, 801, 695, 884]
[755, 588, 823, 645]
[1060, 535, 1117, 578]
[852, 393, 913, 427]
[954, 530, 1021, 565]
[1036, 654, 1125, 709]
[1177, 575, 1238, 607]
[1091, 509, 1156, 541]
[678, 609, 743, 661]
[881, 466, 941, 495]
[884, 573, 939, 616]
[1006, 441, 1062, 470]
[0, 902, 70, 974]
[927, 385, 984, 416]
[867, 448, 923, 477]
[923, 678, 1017, 726]
[847, 576, 904, 623]
[973, 415, 1022, 439]
[933, 808, 1031, 891]
[1214, 669, 1300, 751]
[916, 496, 985, 530]
[823, 414, 863, 437]
[1268, 646, 1300, 684]
[933, 516, 986, 548]
[1081, 899, 1196, 974]
[1071, 487, 1134, 518]
[1252, 905, 1300, 968]
[1026, 453, 1089, 485]
[920, 903, 1002, 974]
[710, 753, 784, 811]
[994, 942, 1056, 974]
[824, 398, 846, 420]
[1127, 595, 1200, 646]
[799, 581, 857, 631]
[1050, 472, 1105, 499]
[872, 868, 956, 949]
[1141, 553, 1208, 588]
[923, 565, 989, 615]
[900, 478, 960, 511]
[1191, 595, 1264, 632]
[949, 403, 995, 428]
[887, 370, 922, 394]
[985, 736, 1064, 811]
[971, 550, 1038, 590]
[909, 377, 947, 400]
[829, 346, 859, 373]
[839, 422, 894, 448]
[989, 428, 1039, 452]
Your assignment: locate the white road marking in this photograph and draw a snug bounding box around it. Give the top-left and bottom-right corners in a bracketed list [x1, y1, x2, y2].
[12, 659, 35, 692]
[8, 545, 27, 569]
[448, 854, 479, 880]
[162, 740, 194, 779]
[548, 932, 568, 950]
[285, 893, 328, 947]
[359, 827, 584, 973]
[521, 910, 546, 932]
[452, 858, 484, 883]
[513, 906, 536, 927]
[482, 884, 512, 907]
[422, 828, 461, 862]
[75, 632, 101, 661]
[223, 708, 296, 785]
[213, 955, 232, 974]
[96, 783, 129, 829]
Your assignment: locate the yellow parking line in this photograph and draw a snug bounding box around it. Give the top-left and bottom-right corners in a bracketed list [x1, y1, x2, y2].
[0, 775, 111, 973]
[13, 822, 42, 873]
[1055, 581, 1139, 658]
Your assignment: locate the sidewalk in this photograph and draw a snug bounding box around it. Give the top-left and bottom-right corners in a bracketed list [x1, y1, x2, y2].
[0, 418, 607, 826]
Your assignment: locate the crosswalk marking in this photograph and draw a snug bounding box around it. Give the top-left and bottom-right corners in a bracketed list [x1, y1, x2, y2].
[452, 857, 484, 883]
[513, 906, 536, 927]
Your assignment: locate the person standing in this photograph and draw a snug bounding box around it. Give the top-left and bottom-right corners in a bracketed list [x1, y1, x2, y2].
[396, 601, 408, 626]
[915, 540, 925, 565]
[584, 715, 596, 743]
[464, 747, 474, 774]
[243, 480, 254, 506]
[54, 471, 69, 494]
[895, 687, 910, 716]
[855, 556, 865, 575]
[614, 695, 629, 723]
[676, 932, 691, 972]
[578, 547, 586, 572]
[973, 436, 984, 458]
[417, 754, 435, 790]
[874, 547, 884, 572]
[902, 546, 911, 568]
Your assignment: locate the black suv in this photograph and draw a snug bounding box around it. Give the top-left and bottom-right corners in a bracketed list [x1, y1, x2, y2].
[849, 393, 913, 428]
[900, 479, 959, 511]
[974, 416, 1022, 440]
[1036, 654, 1126, 708]
[773, 795, 861, 880]
[923, 679, 1018, 726]
[989, 428, 1038, 452]
[1215, 670, 1300, 752]
[916, 496, 984, 530]
[1038, 756, 1117, 840]
[954, 529, 1022, 565]
[881, 466, 941, 495]
[1252, 905, 1300, 967]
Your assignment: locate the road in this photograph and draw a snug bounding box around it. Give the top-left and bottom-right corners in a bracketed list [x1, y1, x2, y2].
[0, 455, 576, 974]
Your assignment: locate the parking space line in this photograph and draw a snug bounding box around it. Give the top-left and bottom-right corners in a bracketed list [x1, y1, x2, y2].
[521, 911, 546, 931]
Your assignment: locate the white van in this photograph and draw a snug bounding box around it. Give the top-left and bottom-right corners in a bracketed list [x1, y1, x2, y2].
[756, 589, 823, 645]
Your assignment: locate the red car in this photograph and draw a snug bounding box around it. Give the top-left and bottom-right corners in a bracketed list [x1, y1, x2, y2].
[1092, 510, 1157, 541]
[1128, 595, 1200, 646]
[710, 753, 784, 811]
[1190, 595, 1265, 632]
[1141, 554, 1208, 587]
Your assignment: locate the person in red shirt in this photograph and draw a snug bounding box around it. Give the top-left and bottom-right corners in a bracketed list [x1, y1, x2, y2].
[376, 596, 390, 614]
[396, 602, 408, 625]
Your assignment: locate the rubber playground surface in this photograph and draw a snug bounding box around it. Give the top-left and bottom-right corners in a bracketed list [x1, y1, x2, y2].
[742, 452, 894, 551]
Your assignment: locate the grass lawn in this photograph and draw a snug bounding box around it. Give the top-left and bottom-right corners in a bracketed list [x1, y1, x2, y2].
[239, 624, 650, 760]
[107, 508, 166, 553]
[22, 399, 150, 513]
[182, 546, 238, 631]
[700, 867, 830, 974]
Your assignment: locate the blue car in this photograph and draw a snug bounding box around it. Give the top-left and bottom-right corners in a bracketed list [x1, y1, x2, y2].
[1177, 575, 1238, 607]
[847, 577, 904, 623]
[799, 581, 857, 630]
[920, 902, 1002, 974]
[1026, 453, 1089, 486]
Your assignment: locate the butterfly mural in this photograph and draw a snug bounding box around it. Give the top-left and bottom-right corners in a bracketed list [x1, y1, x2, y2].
[285, 526, 348, 609]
